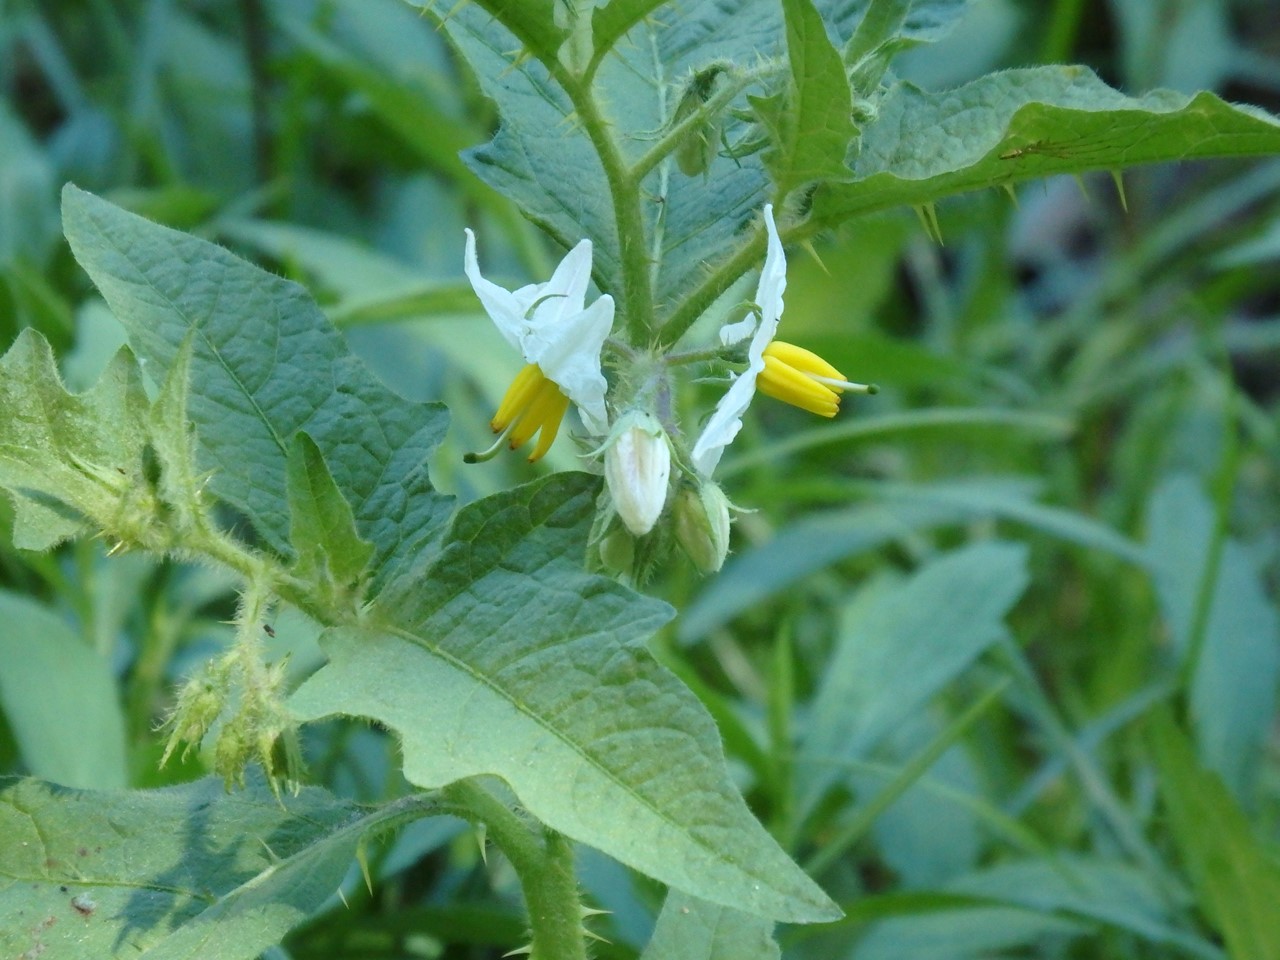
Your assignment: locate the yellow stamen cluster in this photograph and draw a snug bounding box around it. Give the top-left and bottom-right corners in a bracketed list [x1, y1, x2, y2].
[757, 341, 874, 418]
[488, 363, 571, 462]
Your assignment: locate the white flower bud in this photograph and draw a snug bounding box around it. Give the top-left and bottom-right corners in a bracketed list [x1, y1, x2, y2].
[674, 482, 732, 574]
[604, 412, 671, 537]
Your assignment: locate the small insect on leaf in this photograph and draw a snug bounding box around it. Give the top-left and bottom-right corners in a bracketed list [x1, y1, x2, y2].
[71, 894, 96, 917]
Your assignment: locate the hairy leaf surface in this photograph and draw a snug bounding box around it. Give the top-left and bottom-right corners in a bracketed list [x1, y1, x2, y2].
[61, 186, 450, 589]
[291, 472, 839, 923]
[0, 776, 386, 960]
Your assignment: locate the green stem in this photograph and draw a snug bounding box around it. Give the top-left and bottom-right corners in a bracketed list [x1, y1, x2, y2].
[656, 224, 769, 349]
[630, 65, 777, 183]
[443, 780, 587, 960]
[555, 70, 654, 346]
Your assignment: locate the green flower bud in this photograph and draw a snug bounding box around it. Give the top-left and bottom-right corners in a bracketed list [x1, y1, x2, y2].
[673, 64, 728, 176]
[598, 525, 634, 577]
[674, 482, 732, 574]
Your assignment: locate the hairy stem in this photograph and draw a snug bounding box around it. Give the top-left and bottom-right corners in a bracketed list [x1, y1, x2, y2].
[443, 780, 587, 960]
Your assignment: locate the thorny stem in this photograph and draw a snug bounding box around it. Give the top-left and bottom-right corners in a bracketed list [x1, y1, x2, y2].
[443, 780, 588, 960]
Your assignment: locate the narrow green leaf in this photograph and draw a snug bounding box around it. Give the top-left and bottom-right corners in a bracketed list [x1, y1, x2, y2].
[0, 592, 127, 789]
[286, 431, 375, 594]
[291, 472, 840, 923]
[61, 186, 451, 590]
[1146, 474, 1279, 798]
[680, 477, 1139, 641]
[0, 775, 408, 960]
[761, 0, 857, 197]
[0, 329, 151, 550]
[640, 891, 780, 960]
[813, 66, 1280, 226]
[798, 542, 1029, 817]
[1151, 712, 1280, 960]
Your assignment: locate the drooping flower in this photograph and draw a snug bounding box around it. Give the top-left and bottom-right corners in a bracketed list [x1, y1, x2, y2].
[463, 229, 613, 462]
[690, 204, 875, 476]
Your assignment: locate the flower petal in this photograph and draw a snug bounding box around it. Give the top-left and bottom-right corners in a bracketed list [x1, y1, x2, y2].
[527, 293, 614, 435]
[692, 204, 787, 475]
[463, 228, 529, 353]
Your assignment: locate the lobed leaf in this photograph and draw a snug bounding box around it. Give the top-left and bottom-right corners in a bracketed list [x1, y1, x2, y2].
[813, 66, 1280, 226]
[0, 328, 150, 550]
[291, 471, 840, 923]
[60, 186, 451, 590]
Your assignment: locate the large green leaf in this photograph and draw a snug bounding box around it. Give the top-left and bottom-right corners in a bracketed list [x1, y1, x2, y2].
[0, 775, 394, 960]
[0, 592, 127, 789]
[0, 329, 150, 550]
[291, 471, 839, 923]
[60, 186, 451, 589]
[813, 66, 1280, 226]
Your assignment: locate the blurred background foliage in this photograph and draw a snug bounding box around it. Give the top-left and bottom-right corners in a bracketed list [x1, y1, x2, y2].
[1, 0, 1278, 958]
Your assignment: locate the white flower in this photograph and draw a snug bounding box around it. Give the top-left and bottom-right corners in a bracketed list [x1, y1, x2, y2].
[689, 204, 786, 476]
[604, 412, 671, 536]
[464, 229, 613, 442]
[689, 205, 876, 477]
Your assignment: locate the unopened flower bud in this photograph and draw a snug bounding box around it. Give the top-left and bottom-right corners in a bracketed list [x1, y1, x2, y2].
[604, 412, 671, 536]
[674, 482, 732, 573]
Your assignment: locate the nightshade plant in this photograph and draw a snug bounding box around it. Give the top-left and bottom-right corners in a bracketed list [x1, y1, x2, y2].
[1, 1, 1279, 958]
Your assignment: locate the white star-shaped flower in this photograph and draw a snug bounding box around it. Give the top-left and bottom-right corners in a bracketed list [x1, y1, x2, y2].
[689, 205, 876, 477]
[463, 230, 614, 460]
[689, 204, 787, 476]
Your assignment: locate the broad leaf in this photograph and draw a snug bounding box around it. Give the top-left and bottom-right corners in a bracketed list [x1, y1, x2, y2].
[0, 775, 389, 960]
[0, 329, 150, 550]
[291, 471, 839, 923]
[60, 186, 451, 590]
[813, 66, 1280, 226]
[640, 891, 779, 960]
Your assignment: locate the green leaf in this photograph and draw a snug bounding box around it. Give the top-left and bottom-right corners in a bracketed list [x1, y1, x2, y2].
[1151, 712, 1280, 960]
[640, 891, 780, 960]
[417, 0, 783, 316]
[813, 66, 1280, 226]
[0, 329, 151, 551]
[291, 472, 839, 923]
[286, 431, 375, 599]
[680, 478, 1139, 641]
[60, 185, 451, 590]
[1146, 474, 1279, 798]
[797, 542, 1029, 817]
[0, 592, 127, 789]
[424, 0, 567, 64]
[756, 0, 857, 198]
[946, 856, 1222, 958]
[0, 775, 396, 960]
